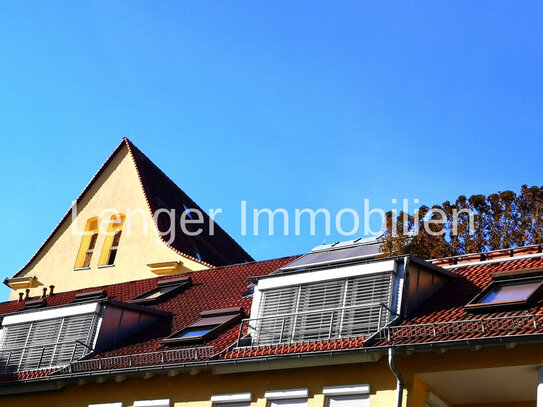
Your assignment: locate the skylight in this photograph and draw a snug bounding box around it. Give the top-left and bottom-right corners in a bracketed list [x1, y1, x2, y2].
[480, 281, 541, 303]
[466, 273, 543, 312]
[163, 307, 243, 345]
[131, 277, 192, 305]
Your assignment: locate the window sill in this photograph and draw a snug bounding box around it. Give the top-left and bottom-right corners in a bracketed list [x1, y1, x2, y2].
[73, 267, 91, 272]
[98, 264, 115, 269]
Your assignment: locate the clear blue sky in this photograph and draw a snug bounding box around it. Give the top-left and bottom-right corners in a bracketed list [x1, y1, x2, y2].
[1, 1, 542, 300]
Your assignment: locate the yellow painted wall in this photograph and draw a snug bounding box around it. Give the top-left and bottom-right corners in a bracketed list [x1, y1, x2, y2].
[0, 344, 542, 406]
[11, 146, 207, 300]
[0, 359, 400, 407]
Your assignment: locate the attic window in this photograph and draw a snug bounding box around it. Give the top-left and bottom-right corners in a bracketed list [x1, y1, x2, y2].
[162, 307, 243, 345]
[466, 273, 543, 312]
[74, 217, 99, 269]
[99, 214, 125, 266]
[130, 277, 192, 305]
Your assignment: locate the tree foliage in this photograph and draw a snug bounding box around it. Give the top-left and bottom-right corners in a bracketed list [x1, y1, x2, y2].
[381, 185, 543, 259]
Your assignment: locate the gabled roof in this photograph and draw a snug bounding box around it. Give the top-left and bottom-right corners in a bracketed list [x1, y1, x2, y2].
[13, 138, 253, 278]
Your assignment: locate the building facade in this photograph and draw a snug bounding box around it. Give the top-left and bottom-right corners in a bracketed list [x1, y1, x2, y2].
[1, 140, 543, 407]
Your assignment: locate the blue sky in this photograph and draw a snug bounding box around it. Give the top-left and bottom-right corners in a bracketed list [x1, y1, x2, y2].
[1, 1, 542, 300]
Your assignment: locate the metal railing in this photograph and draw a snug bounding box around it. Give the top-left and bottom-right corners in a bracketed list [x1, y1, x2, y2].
[0, 340, 92, 374]
[237, 302, 394, 347]
[60, 346, 216, 374]
[378, 314, 543, 342]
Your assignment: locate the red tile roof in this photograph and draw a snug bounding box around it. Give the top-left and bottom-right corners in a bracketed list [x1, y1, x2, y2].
[223, 337, 366, 359]
[0, 256, 297, 381]
[379, 248, 543, 346]
[4, 245, 543, 383]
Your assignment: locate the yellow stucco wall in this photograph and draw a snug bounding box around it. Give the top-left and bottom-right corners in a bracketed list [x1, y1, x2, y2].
[0, 344, 542, 406]
[10, 146, 207, 300]
[0, 358, 399, 407]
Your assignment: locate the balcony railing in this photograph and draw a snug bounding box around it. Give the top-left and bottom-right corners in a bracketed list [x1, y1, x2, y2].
[238, 302, 394, 347]
[0, 340, 92, 374]
[60, 346, 216, 374]
[377, 313, 543, 342]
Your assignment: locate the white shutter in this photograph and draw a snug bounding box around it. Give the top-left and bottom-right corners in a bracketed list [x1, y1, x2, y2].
[269, 399, 307, 407]
[327, 395, 369, 407]
[0, 312, 97, 372]
[253, 272, 393, 345]
[255, 286, 299, 345]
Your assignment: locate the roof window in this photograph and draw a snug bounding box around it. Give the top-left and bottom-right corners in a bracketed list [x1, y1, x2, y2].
[130, 277, 192, 305]
[162, 307, 243, 345]
[466, 271, 543, 312]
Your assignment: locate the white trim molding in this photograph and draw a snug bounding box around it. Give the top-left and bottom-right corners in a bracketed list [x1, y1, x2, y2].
[264, 389, 309, 400]
[322, 384, 370, 396]
[88, 403, 123, 407]
[133, 400, 171, 407]
[211, 393, 252, 403]
[3, 302, 100, 325]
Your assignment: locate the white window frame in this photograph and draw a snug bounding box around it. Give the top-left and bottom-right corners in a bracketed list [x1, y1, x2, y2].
[133, 400, 171, 407]
[211, 393, 252, 404]
[323, 384, 370, 396]
[265, 389, 309, 400]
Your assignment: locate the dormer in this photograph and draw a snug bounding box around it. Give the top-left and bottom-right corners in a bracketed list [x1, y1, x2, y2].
[241, 241, 454, 347]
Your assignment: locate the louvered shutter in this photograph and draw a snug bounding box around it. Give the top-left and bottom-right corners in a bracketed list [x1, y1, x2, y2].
[254, 272, 394, 345]
[294, 279, 345, 342]
[326, 395, 369, 407]
[255, 286, 299, 344]
[269, 399, 307, 407]
[0, 312, 97, 372]
[341, 273, 393, 338]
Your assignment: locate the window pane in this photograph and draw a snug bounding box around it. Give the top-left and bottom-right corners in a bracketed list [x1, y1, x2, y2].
[176, 326, 218, 338]
[480, 281, 541, 304]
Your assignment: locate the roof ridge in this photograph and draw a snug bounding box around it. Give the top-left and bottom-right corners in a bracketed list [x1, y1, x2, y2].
[123, 139, 214, 268]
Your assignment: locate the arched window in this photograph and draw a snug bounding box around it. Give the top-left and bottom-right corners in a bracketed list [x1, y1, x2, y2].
[74, 217, 99, 269]
[99, 213, 125, 266]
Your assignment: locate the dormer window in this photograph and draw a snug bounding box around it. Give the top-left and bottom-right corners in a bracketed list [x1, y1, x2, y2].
[130, 277, 192, 305]
[74, 217, 99, 269]
[466, 271, 543, 312]
[99, 214, 125, 266]
[162, 307, 243, 345]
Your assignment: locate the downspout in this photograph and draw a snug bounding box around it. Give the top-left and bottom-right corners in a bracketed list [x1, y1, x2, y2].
[388, 347, 404, 407]
[387, 256, 409, 407]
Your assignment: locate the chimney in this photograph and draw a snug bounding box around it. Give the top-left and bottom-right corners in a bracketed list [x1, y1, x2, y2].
[25, 289, 30, 300]
[49, 285, 55, 296]
[42, 287, 47, 298]
[18, 292, 24, 303]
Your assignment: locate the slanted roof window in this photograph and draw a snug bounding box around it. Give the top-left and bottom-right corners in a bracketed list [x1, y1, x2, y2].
[163, 307, 243, 345]
[130, 277, 192, 305]
[466, 271, 543, 312]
